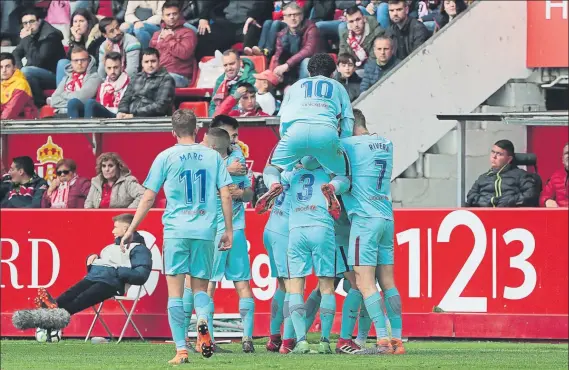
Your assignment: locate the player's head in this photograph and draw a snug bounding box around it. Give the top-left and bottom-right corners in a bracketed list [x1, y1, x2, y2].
[307, 53, 337, 78]
[112, 213, 134, 239]
[171, 109, 198, 139]
[206, 127, 231, 156]
[353, 108, 368, 135]
[210, 114, 239, 145]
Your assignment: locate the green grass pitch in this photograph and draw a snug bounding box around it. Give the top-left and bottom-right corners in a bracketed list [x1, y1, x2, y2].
[1, 334, 567, 369]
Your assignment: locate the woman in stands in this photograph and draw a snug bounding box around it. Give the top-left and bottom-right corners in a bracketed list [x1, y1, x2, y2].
[55, 8, 105, 86]
[41, 158, 91, 208]
[85, 152, 144, 209]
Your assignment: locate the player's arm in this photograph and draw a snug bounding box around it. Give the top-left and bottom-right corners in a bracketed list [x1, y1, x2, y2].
[338, 81, 355, 138]
[217, 154, 234, 250]
[122, 188, 157, 249]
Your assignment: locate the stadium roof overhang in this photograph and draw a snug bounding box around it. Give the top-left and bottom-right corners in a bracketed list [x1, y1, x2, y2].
[436, 111, 569, 206]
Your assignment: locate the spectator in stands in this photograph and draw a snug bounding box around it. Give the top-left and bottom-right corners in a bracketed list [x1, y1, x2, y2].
[117, 48, 175, 118]
[271, 2, 322, 85]
[466, 140, 539, 208]
[41, 158, 91, 208]
[85, 152, 145, 208]
[1, 156, 48, 209]
[13, 8, 66, 108]
[56, 8, 105, 86]
[253, 69, 279, 115]
[360, 35, 399, 93]
[214, 82, 270, 117]
[209, 49, 257, 117]
[1, 52, 38, 119]
[49, 46, 102, 116]
[149, 1, 197, 88]
[194, 0, 273, 60]
[68, 52, 129, 118]
[420, 0, 467, 33]
[334, 53, 362, 102]
[339, 5, 384, 75]
[386, 0, 430, 60]
[540, 143, 569, 208]
[120, 0, 165, 49]
[98, 17, 141, 79]
[304, 0, 340, 45]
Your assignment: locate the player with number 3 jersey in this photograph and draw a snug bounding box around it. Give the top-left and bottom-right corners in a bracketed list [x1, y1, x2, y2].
[256, 53, 354, 220]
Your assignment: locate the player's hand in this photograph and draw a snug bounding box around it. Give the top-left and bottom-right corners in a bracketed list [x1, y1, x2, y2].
[227, 159, 247, 176]
[120, 230, 134, 252]
[198, 19, 211, 35]
[229, 185, 244, 200]
[218, 231, 233, 251]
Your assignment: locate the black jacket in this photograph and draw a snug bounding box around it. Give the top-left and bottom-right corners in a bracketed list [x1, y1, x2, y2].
[334, 71, 362, 102]
[13, 20, 66, 73]
[0, 175, 48, 208]
[86, 232, 152, 294]
[466, 164, 539, 207]
[118, 67, 175, 117]
[386, 17, 430, 60]
[303, 0, 336, 21]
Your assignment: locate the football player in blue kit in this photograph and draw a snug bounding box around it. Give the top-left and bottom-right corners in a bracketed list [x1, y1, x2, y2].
[256, 53, 355, 220]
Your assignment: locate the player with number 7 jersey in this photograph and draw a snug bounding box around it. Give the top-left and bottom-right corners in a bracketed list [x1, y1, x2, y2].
[341, 110, 404, 355]
[122, 110, 234, 364]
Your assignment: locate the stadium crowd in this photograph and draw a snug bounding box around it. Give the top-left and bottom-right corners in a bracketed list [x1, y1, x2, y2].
[1, 0, 472, 120]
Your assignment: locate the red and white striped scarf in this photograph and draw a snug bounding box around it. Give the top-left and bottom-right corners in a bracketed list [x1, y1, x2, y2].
[65, 72, 86, 92]
[98, 72, 130, 112]
[50, 175, 78, 209]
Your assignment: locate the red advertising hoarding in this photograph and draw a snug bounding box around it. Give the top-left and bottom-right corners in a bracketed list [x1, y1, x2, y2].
[1, 209, 567, 339]
[527, 0, 569, 67]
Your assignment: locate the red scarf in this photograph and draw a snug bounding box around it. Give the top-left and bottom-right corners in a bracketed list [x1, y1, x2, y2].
[347, 28, 368, 67]
[98, 72, 130, 112]
[212, 68, 244, 105]
[50, 175, 78, 209]
[65, 72, 85, 92]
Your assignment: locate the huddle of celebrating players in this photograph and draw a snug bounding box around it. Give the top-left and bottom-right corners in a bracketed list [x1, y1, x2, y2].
[123, 53, 403, 364]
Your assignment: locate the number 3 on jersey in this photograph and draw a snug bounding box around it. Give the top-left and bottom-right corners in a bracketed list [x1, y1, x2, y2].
[302, 80, 333, 99]
[297, 174, 315, 201]
[179, 169, 206, 205]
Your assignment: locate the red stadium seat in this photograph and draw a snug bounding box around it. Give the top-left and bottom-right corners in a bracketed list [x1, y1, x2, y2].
[178, 101, 209, 117]
[243, 55, 266, 73]
[334, 9, 344, 20]
[328, 53, 338, 64]
[39, 105, 56, 119]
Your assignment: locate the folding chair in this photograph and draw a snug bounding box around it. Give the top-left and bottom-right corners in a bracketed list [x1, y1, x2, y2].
[85, 284, 147, 343]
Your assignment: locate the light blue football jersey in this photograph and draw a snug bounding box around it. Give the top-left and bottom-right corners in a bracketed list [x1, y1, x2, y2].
[144, 144, 233, 240]
[264, 171, 292, 235]
[278, 76, 354, 138]
[341, 134, 394, 220]
[288, 167, 334, 231]
[215, 151, 252, 232]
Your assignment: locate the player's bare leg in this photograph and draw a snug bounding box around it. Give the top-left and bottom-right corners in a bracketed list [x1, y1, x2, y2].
[182, 275, 197, 353]
[267, 278, 286, 352]
[287, 277, 310, 354]
[377, 264, 404, 354]
[166, 274, 190, 364]
[353, 266, 392, 355]
[256, 165, 284, 214]
[234, 280, 256, 353]
[317, 277, 336, 354]
[192, 277, 214, 358]
[337, 271, 364, 354]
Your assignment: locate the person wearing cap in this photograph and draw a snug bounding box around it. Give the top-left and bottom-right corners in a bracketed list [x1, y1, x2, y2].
[213, 82, 269, 117]
[253, 69, 278, 115]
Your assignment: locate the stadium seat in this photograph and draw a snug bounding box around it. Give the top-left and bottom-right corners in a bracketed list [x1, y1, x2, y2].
[334, 8, 344, 20]
[44, 89, 55, 97]
[85, 284, 147, 343]
[39, 105, 56, 119]
[179, 101, 209, 117]
[328, 53, 338, 64]
[243, 55, 267, 73]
